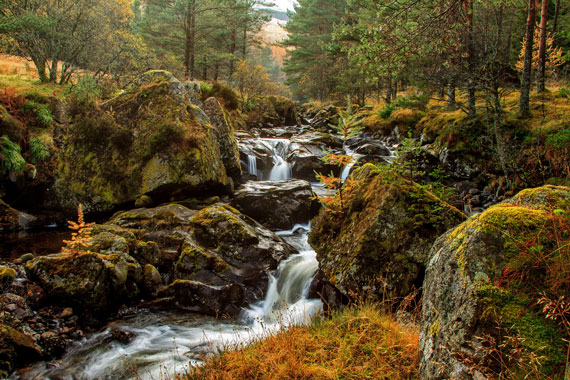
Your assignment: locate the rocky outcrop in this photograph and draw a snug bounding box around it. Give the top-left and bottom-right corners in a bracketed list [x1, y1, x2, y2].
[245, 96, 300, 129]
[230, 180, 319, 229]
[287, 132, 342, 181]
[55, 70, 233, 214]
[0, 200, 37, 231]
[203, 97, 242, 182]
[25, 203, 296, 317]
[420, 185, 570, 380]
[309, 164, 465, 301]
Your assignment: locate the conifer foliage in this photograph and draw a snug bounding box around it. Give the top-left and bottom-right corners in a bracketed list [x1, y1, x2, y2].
[61, 204, 94, 257]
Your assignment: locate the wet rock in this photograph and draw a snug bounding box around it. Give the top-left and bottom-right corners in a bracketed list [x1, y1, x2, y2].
[25, 251, 139, 314]
[110, 327, 136, 344]
[39, 331, 67, 357]
[59, 308, 73, 319]
[309, 164, 465, 302]
[18, 253, 35, 264]
[420, 185, 570, 379]
[230, 180, 319, 229]
[0, 324, 42, 376]
[143, 264, 162, 295]
[353, 142, 390, 156]
[161, 280, 243, 316]
[0, 200, 38, 231]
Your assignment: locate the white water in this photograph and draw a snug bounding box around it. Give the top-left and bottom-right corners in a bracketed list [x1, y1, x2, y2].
[341, 148, 359, 182]
[16, 225, 321, 380]
[247, 154, 258, 176]
[266, 139, 292, 181]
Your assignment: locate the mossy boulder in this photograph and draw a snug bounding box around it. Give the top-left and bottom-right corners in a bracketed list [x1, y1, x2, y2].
[0, 105, 25, 144]
[246, 96, 300, 129]
[309, 164, 465, 301]
[25, 248, 140, 314]
[420, 185, 570, 379]
[0, 324, 42, 377]
[203, 97, 242, 182]
[55, 70, 231, 214]
[0, 266, 17, 289]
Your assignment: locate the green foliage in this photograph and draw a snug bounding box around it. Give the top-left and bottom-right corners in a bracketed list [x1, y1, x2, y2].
[21, 100, 53, 126]
[28, 137, 50, 164]
[558, 84, 570, 100]
[379, 104, 395, 119]
[546, 128, 570, 150]
[393, 94, 429, 111]
[0, 136, 25, 174]
[199, 81, 213, 95]
[393, 134, 425, 181]
[66, 75, 100, 115]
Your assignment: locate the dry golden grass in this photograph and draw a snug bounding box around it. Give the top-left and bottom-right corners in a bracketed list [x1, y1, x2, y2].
[186, 304, 419, 380]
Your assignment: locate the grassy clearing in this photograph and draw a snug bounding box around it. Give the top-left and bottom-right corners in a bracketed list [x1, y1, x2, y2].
[185, 304, 419, 380]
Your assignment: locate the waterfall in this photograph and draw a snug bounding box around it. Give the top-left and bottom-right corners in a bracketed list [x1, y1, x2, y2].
[264, 139, 292, 181]
[247, 155, 257, 176]
[17, 224, 322, 380]
[341, 148, 358, 182]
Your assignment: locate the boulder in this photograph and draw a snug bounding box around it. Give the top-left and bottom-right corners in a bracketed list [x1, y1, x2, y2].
[0, 324, 42, 377]
[0, 266, 16, 289]
[55, 70, 231, 214]
[420, 185, 570, 379]
[230, 180, 319, 229]
[287, 132, 343, 181]
[0, 199, 38, 231]
[353, 142, 390, 156]
[203, 97, 242, 182]
[245, 96, 300, 129]
[309, 164, 465, 301]
[25, 249, 140, 313]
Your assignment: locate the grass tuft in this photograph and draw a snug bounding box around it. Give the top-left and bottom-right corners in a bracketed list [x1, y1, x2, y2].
[185, 304, 419, 380]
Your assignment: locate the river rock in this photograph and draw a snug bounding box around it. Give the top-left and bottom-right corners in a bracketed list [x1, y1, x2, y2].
[230, 180, 319, 229]
[287, 132, 343, 181]
[0, 266, 17, 289]
[55, 70, 232, 214]
[0, 200, 38, 231]
[0, 324, 42, 376]
[25, 250, 140, 314]
[203, 97, 242, 182]
[353, 142, 390, 156]
[420, 185, 570, 379]
[309, 164, 465, 301]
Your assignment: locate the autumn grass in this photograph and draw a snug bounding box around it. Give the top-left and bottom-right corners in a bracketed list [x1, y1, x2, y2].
[185, 304, 419, 380]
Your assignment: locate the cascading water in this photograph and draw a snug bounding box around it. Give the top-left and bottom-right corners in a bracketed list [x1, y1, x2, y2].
[247, 154, 258, 176]
[341, 147, 359, 182]
[266, 139, 292, 181]
[15, 225, 322, 380]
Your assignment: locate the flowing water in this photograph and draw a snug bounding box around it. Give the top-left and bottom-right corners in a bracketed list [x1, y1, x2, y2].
[247, 154, 258, 176]
[15, 225, 322, 380]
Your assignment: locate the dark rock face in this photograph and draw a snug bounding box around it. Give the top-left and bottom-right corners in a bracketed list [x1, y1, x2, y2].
[0, 200, 38, 231]
[25, 203, 296, 317]
[352, 142, 390, 156]
[55, 70, 232, 214]
[420, 186, 570, 380]
[309, 164, 465, 302]
[203, 97, 242, 182]
[230, 180, 319, 230]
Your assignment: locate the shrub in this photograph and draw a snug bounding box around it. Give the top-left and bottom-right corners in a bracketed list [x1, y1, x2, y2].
[379, 103, 395, 119]
[0, 136, 25, 174]
[393, 94, 429, 111]
[28, 137, 51, 164]
[22, 100, 53, 126]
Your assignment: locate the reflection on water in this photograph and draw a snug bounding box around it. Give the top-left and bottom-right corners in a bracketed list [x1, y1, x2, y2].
[0, 229, 70, 261]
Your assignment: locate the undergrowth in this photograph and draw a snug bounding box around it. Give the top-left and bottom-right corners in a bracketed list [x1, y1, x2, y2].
[185, 303, 419, 380]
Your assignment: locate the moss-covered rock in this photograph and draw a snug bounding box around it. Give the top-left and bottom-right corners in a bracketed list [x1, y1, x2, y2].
[420, 185, 570, 379]
[203, 97, 242, 182]
[309, 164, 465, 301]
[246, 96, 299, 129]
[24, 249, 139, 314]
[0, 324, 42, 377]
[0, 266, 16, 289]
[55, 70, 231, 214]
[0, 104, 25, 144]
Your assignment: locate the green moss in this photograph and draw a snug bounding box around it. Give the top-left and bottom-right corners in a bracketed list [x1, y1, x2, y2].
[0, 265, 16, 288]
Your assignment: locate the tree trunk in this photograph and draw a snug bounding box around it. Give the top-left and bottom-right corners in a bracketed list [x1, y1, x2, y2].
[464, 0, 477, 117]
[385, 77, 392, 104]
[229, 29, 237, 76]
[437, 84, 445, 98]
[519, 0, 537, 115]
[189, 9, 196, 79]
[536, 0, 549, 93]
[242, 27, 247, 59]
[49, 60, 58, 83]
[33, 58, 49, 83]
[447, 81, 457, 110]
[552, 0, 561, 39]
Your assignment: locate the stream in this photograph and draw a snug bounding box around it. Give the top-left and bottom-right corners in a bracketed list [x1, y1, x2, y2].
[12, 136, 324, 380]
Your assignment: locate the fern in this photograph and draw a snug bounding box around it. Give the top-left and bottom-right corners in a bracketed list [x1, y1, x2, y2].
[22, 101, 53, 126]
[0, 136, 25, 174]
[28, 137, 51, 164]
